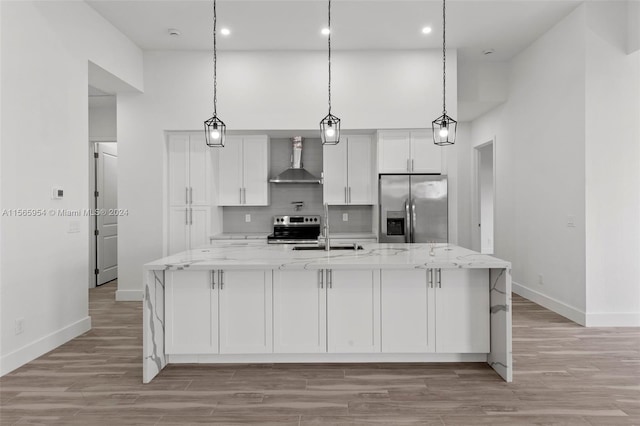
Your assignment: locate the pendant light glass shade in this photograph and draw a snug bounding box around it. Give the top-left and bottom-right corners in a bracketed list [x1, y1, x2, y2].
[204, 115, 226, 147]
[320, 113, 341, 145]
[204, 0, 226, 147]
[320, 0, 341, 145]
[432, 0, 456, 146]
[432, 113, 457, 146]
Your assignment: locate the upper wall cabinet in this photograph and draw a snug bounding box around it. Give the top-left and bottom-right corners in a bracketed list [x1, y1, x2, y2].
[169, 133, 212, 207]
[218, 135, 270, 206]
[323, 135, 374, 205]
[378, 130, 442, 174]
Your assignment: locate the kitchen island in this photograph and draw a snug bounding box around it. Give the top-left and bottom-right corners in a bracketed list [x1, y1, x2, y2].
[143, 243, 512, 383]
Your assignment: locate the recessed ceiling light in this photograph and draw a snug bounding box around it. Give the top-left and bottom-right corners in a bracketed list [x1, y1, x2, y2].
[483, 48, 495, 55]
[422, 26, 432, 34]
[321, 28, 330, 36]
[168, 28, 181, 37]
[220, 28, 231, 36]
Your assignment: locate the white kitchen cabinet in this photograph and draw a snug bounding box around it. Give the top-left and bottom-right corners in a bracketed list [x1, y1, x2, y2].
[273, 270, 327, 353]
[381, 269, 435, 353]
[327, 269, 380, 353]
[435, 268, 490, 353]
[219, 269, 273, 354]
[168, 133, 213, 254]
[323, 135, 373, 205]
[378, 130, 442, 174]
[165, 270, 218, 354]
[218, 135, 269, 206]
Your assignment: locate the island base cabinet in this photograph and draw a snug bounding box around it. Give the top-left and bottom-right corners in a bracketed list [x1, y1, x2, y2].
[435, 269, 490, 353]
[327, 270, 380, 353]
[273, 270, 327, 353]
[219, 270, 273, 354]
[381, 270, 435, 353]
[165, 271, 218, 355]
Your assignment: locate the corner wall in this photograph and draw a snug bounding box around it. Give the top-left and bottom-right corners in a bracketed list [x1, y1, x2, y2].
[471, 6, 588, 323]
[0, 1, 142, 375]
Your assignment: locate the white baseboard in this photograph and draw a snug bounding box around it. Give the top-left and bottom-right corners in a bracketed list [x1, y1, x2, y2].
[585, 312, 640, 327]
[167, 353, 488, 364]
[512, 281, 586, 326]
[1, 316, 91, 376]
[115, 289, 143, 301]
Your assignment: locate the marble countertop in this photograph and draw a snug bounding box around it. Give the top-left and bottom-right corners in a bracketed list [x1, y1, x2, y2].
[145, 242, 510, 271]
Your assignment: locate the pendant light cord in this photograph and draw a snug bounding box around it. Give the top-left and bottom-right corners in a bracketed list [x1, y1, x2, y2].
[442, 0, 446, 115]
[212, 0, 218, 115]
[328, 0, 332, 115]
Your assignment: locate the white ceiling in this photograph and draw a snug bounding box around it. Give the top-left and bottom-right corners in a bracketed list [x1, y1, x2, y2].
[86, 0, 581, 62]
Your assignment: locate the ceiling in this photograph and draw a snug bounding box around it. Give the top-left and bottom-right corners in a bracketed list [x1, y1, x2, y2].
[86, 0, 581, 62]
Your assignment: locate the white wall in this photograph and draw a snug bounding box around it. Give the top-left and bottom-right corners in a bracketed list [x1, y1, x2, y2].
[89, 98, 117, 141]
[471, 6, 587, 323]
[584, 1, 640, 326]
[117, 49, 457, 299]
[470, 2, 640, 326]
[1, 1, 142, 375]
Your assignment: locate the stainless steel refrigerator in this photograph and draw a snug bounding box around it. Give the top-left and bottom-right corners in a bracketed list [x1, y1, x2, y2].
[379, 175, 448, 243]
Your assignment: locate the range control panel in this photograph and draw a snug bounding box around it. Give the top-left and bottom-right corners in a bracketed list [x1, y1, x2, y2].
[272, 215, 321, 226]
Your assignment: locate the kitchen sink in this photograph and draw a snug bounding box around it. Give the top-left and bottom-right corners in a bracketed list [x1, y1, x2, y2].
[292, 245, 363, 251]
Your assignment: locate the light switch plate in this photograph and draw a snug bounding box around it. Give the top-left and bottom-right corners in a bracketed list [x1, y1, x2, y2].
[567, 215, 576, 227]
[51, 186, 64, 199]
[342, 213, 348, 222]
[245, 214, 251, 223]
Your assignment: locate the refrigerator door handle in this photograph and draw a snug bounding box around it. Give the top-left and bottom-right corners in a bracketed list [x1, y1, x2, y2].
[411, 199, 416, 243]
[404, 199, 411, 243]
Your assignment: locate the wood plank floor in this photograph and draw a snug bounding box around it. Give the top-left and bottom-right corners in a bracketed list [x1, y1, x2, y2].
[1, 281, 639, 425]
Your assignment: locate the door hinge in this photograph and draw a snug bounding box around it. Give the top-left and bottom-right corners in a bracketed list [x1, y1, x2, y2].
[94, 268, 99, 275]
[94, 229, 99, 236]
[94, 191, 99, 197]
[94, 152, 99, 158]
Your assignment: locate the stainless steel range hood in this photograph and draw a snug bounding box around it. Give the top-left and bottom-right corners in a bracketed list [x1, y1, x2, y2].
[269, 137, 322, 184]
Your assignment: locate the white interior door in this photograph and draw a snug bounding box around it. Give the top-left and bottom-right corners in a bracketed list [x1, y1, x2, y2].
[96, 143, 118, 285]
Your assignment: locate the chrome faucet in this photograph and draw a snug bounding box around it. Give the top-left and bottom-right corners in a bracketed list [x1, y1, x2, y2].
[323, 203, 330, 251]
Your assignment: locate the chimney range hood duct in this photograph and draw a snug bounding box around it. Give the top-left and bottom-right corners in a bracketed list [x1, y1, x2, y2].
[270, 137, 322, 184]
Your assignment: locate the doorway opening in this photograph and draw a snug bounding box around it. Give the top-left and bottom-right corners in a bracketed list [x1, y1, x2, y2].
[89, 85, 118, 287]
[474, 140, 495, 254]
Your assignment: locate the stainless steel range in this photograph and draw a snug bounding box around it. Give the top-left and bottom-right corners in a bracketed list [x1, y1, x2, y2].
[267, 215, 321, 244]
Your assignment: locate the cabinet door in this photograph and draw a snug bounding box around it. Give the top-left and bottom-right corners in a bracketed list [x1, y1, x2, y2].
[242, 135, 270, 206]
[219, 270, 273, 354]
[188, 133, 211, 206]
[410, 131, 442, 173]
[327, 269, 380, 353]
[378, 131, 411, 173]
[381, 269, 435, 353]
[436, 269, 490, 353]
[189, 206, 210, 250]
[347, 135, 373, 204]
[273, 270, 327, 353]
[323, 141, 348, 205]
[218, 136, 243, 206]
[168, 134, 189, 206]
[168, 207, 189, 255]
[165, 271, 218, 354]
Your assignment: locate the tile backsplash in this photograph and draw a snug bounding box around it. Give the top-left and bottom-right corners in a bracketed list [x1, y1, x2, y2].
[222, 136, 373, 234]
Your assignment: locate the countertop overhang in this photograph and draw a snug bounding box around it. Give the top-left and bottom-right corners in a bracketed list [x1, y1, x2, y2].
[145, 242, 511, 271]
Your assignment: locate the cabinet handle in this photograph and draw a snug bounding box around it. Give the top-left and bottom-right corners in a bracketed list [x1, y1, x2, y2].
[239, 188, 242, 204]
[428, 269, 433, 288]
[319, 270, 323, 289]
[437, 268, 442, 288]
[344, 187, 347, 204]
[189, 208, 193, 225]
[185, 187, 189, 204]
[220, 270, 224, 289]
[210, 270, 216, 289]
[348, 187, 351, 204]
[411, 159, 414, 172]
[189, 187, 193, 204]
[328, 269, 332, 289]
[407, 159, 410, 172]
[243, 188, 246, 204]
[185, 208, 188, 225]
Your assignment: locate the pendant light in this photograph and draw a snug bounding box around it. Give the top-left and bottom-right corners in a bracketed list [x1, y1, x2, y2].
[204, 0, 226, 147]
[432, 0, 456, 146]
[320, 0, 341, 145]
